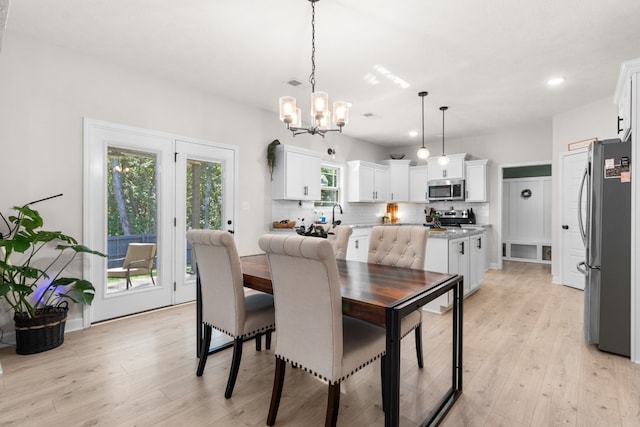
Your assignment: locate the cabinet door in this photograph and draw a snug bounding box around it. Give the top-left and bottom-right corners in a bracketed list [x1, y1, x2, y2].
[618, 77, 632, 140]
[465, 160, 488, 202]
[427, 159, 445, 181]
[347, 230, 371, 262]
[409, 166, 429, 202]
[387, 164, 409, 202]
[448, 237, 470, 293]
[469, 233, 485, 291]
[284, 151, 320, 200]
[446, 156, 465, 179]
[374, 167, 389, 201]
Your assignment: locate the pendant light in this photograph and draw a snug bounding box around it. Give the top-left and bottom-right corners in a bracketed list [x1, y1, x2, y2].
[416, 91, 430, 159]
[278, 0, 349, 137]
[438, 106, 450, 166]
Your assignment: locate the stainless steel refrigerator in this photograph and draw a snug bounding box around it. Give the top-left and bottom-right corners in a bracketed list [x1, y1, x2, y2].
[578, 138, 631, 357]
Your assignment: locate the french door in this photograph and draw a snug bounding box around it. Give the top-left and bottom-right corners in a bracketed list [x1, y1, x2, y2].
[83, 120, 236, 323]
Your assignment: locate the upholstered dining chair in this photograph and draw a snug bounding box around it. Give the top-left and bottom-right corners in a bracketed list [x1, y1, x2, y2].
[325, 225, 353, 260]
[107, 242, 156, 289]
[186, 229, 275, 399]
[258, 234, 386, 427]
[368, 225, 428, 368]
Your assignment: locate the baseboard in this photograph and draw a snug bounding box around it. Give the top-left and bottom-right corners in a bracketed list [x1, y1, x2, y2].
[0, 316, 87, 348]
[489, 262, 501, 270]
[552, 275, 562, 285]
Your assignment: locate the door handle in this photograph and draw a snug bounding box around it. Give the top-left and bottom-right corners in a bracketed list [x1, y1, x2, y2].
[477, 237, 482, 249]
[562, 225, 569, 230]
[576, 261, 587, 275]
[460, 241, 465, 255]
[618, 116, 623, 133]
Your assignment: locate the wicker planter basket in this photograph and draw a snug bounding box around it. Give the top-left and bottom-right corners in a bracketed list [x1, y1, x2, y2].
[14, 305, 68, 355]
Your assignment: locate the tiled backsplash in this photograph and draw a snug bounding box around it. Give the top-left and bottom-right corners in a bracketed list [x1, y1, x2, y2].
[272, 200, 490, 227]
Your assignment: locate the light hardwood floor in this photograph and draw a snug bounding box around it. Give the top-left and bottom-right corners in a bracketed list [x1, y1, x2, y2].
[1, 261, 639, 426]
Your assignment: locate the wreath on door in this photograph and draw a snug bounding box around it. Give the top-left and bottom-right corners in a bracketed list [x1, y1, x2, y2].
[520, 189, 532, 199]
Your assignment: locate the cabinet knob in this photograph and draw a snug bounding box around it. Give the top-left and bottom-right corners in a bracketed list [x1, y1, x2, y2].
[562, 225, 569, 230]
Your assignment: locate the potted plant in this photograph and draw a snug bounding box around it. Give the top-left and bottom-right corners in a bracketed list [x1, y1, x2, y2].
[0, 197, 105, 354]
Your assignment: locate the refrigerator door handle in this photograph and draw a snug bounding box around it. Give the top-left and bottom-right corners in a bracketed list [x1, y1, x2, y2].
[577, 165, 588, 245]
[576, 261, 587, 275]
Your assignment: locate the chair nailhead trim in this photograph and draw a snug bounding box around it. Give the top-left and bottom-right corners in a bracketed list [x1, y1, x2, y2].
[275, 353, 384, 385]
[206, 322, 276, 339]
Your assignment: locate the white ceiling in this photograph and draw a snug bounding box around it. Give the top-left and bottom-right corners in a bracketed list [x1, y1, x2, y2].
[6, 0, 640, 147]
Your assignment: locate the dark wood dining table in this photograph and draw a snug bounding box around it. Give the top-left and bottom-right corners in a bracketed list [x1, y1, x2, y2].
[196, 254, 464, 427]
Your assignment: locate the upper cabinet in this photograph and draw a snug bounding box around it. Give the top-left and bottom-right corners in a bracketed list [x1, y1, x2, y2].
[271, 144, 321, 201]
[465, 159, 489, 202]
[409, 165, 429, 203]
[615, 59, 640, 142]
[347, 160, 388, 202]
[427, 153, 467, 180]
[379, 159, 412, 202]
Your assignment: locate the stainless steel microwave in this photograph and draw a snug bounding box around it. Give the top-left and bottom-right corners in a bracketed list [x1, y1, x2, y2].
[427, 179, 465, 201]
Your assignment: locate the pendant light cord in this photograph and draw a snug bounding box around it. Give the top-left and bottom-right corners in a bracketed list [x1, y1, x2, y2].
[419, 91, 428, 149]
[440, 106, 448, 156]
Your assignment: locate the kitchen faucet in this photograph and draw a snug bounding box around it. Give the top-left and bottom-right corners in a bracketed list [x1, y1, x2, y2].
[332, 204, 343, 226]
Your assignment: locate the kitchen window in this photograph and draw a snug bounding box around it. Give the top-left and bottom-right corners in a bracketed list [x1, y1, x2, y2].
[316, 164, 341, 208]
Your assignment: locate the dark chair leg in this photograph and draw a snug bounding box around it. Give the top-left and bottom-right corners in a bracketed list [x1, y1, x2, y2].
[256, 333, 262, 351]
[326, 383, 341, 427]
[267, 358, 287, 426]
[415, 324, 424, 369]
[265, 330, 272, 350]
[196, 325, 212, 376]
[224, 337, 244, 399]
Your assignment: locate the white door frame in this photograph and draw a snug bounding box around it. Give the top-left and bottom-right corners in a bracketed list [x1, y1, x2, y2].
[82, 118, 238, 325]
[497, 160, 551, 271]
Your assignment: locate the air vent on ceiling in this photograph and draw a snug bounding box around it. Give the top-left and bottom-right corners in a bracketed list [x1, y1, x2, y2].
[363, 112, 376, 118]
[287, 79, 303, 87]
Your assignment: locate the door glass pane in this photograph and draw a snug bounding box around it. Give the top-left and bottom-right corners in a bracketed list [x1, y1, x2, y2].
[185, 159, 223, 277]
[106, 147, 158, 294]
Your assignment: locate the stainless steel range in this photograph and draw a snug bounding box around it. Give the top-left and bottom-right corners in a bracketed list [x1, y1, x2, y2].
[432, 209, 476, 227]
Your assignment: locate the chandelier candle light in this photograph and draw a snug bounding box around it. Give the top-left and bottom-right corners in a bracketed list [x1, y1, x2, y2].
[438, 106, 450, 165]
[279, 0, 349, 137]
[416, 91, 430, 159]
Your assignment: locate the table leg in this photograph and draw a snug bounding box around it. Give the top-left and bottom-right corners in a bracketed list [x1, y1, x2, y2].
[384, 306, 401, 427]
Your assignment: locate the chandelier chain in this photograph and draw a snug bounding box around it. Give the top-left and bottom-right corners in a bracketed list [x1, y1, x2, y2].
[309, 0, 316, 92]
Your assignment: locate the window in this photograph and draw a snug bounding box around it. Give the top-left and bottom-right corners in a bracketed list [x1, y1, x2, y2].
[316, 164, 341, 208]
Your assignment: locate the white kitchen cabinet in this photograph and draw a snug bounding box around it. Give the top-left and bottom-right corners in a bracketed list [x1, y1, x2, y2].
[346, 227, 371, 262]
[423, 231, 485, 314]
[468, 231, 486, 292]
[465, 159, 489, 202]
[409, 165, 429, 202]
[271, 144, 321, 201]
[347, 161, 388, 202]
[427, 153, 467, 181]
[615, 60, 638, 141]
[379, 159, 411, 202]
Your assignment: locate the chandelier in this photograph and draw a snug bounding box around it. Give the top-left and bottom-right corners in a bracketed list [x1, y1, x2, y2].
[416, 91, 430, 159]
[279, 0, 349, 137]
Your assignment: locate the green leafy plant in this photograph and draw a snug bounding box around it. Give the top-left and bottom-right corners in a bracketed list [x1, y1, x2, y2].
[0, 204, 105, 319]
[267, 139, 280, 181]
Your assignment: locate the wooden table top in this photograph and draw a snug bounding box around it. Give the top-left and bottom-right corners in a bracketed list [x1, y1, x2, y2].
[241, 254, 456, 327]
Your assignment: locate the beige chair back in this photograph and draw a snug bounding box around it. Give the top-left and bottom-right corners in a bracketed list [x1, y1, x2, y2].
[123, 243, 156, 272]
[258, 234, 344, 382]
[368, 226, 428, 269]
[326, 225, 353, 260]
[186, 230, 246, 337]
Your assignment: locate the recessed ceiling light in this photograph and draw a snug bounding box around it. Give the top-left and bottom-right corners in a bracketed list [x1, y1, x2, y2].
[547, 77, 565, 86]
[409, 131, 418, 137]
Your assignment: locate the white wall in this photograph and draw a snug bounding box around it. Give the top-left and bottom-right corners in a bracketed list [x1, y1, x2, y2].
[0, 33, 386, 330]
[0, 33, 386, 254]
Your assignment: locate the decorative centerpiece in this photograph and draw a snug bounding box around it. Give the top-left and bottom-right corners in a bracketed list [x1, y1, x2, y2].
[0, 197, 105, 354]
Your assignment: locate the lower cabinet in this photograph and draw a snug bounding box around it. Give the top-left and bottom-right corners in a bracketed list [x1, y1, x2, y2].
[346, 228, 371, 263]
[424, 231, 486, 314]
